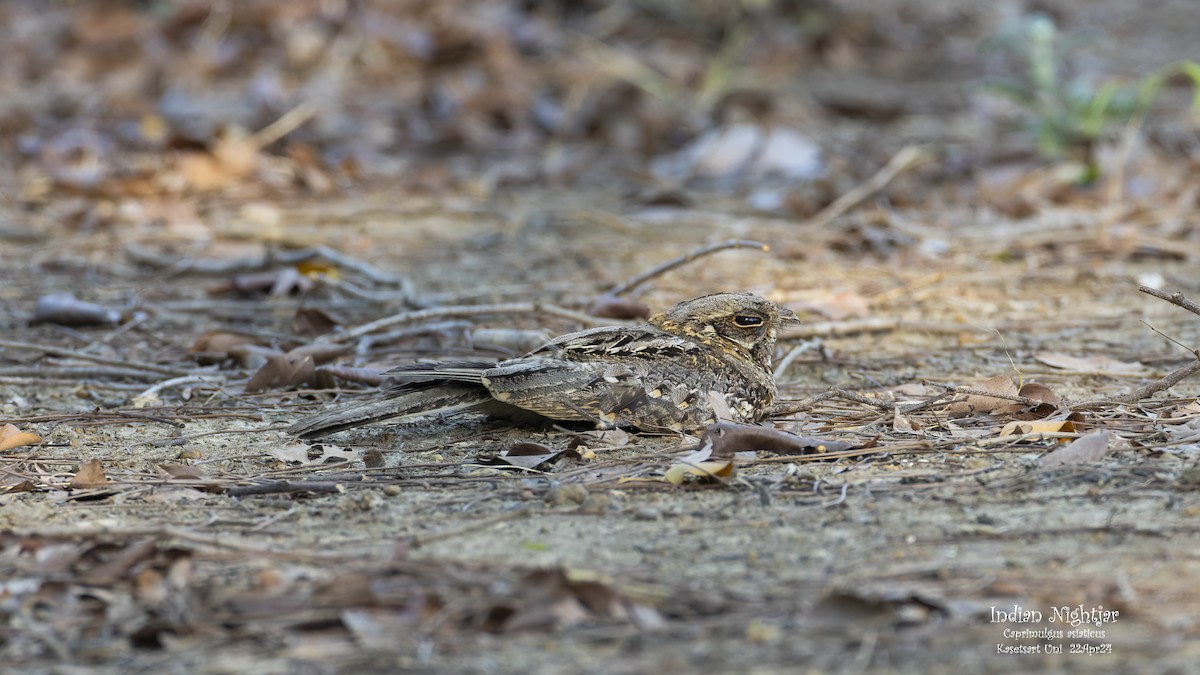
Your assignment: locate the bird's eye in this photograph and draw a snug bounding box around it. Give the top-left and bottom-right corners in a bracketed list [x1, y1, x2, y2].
[733, 315, 763, 327]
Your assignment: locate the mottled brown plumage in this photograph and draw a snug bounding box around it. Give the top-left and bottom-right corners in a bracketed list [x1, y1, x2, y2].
[288, 293, 795, 438]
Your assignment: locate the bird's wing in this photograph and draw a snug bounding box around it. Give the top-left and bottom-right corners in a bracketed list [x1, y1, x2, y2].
[383, 360, 494, 385]
[287, 381, 493, 438]
[481, 357, 706, 430]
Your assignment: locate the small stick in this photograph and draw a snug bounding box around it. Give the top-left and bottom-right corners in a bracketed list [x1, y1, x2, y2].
[226, 479, 358, 497]
[805, 145, 929, 229]
[0, 366, 170, 382]
[327, 302, 617, 343]
[0, 339, 185, 376]
[1077, 360, 1200, 407]
[134, 375, 218, 402]
[925, 383, 1045, 407]
[822, 483, 850, 508]
[274, 245, 411, 288]
[409, 509, 532, 549]
[896, 390, 956, 415]
[767, 390, 837, 416]
[608, 239, 770, 297]
[126, 243, 414, 291]
[1139, 285, 1200, 317]
[1071, 286, 1200, 405]
[831, 388, 894, 411]
[780, 317, 978, 339]
[251, 101, 318, 148]
[773, 341, 819, 378]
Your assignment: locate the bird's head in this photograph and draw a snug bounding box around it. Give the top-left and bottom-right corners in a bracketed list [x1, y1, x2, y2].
[649, 292, 797, 371]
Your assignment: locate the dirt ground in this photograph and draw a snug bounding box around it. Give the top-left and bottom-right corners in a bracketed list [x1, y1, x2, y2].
[3, 1, 1200, 674]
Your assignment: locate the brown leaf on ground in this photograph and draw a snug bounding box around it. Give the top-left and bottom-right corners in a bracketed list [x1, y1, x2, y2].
[1, 478, 36, 493]
[191, 331, 278, 368]
[813, 588, 945, 628]
[482, 442, 581, 471]
[157, 463, 206, 480]
[1037, 430, 1111, 467]
[318, 365, 387, 387]
[190, 331, 263, 354]
[703, 423, 857, 457]
[589, 295, 651, 320]
[946, 374, 1019, 416]
[0, 424, 42, 452]
[785, 289, 871, 320]
[485, 568, 663, 633]
[269, 443, 311, 464]
[245, 353, 317, 393]
[665, 443, 735, 485]
[77, 538, 161, 586]
[177, 134, 261, 192]
[999, 420, 1077, 437]
[1034, 352, 1149, 376]
[1018, 382, 1059, 405]
[292, 307, 342, 337]
[893, 412, 920, 432]
[362, 448, 385, 468]
[210, 269, 316, 297]
[30, 293, 121, 327]
[1003, 382, 1062, 420]
[70, 459, 109, 488]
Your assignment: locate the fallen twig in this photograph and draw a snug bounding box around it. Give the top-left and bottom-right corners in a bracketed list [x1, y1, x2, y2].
[1139, 285, 1200, 316]
[226, 478, 361, 497]
[804, 145, 929, 229]
[0, 339, 186, 376]
[0, 366, 174, 382]
[326, 302, 617, 343]
[1075, 360, 1200, 408]
[134, 374, 219, 402]
[1081, 285, 1200, 405]
[409, 508, 532, 549]
[608, 239, 770, 297]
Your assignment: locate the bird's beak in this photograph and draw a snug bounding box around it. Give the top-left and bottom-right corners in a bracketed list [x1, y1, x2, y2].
[779, 306, 801, 324]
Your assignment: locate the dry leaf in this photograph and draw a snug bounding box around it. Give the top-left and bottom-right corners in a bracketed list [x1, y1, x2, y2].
[947, 374, 1018, 415]
[572, 428, 630, 448]
[292, 307, 341, 337]
[70, 459, 109, 488]
[1018, 382, 1059, 405]
[703, 423, 857, 456]
[484, 442, 575, 471]
[1, 479, 36, 493]
[0, 424, 42, 452]
[131, 391, 161, 409]
[1035, 352, 1148, 376]
[1038, 431, 1110, 468]
[665, 444, 735, 484]
[245, 353, 316, 393]
[785, 289, 870, 320]
[190, 331, 262, 354]
[319, 365, 387, 387]
[999, 420, 1077, 437]
[485, 568, 664, 633]
[893, 413, 919, 432]
[588, 294, 650, 320]
[269, 443, 311, 464]
[158, 463, 206, 480]
[1172, 400, 1200, 417]
[178, 134, 261, 192]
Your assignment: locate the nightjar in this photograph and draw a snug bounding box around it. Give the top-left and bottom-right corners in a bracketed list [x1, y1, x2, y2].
[288, 293, 796, 438]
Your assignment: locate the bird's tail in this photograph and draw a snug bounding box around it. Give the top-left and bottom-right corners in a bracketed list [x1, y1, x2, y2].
[287, 383, 493, 438]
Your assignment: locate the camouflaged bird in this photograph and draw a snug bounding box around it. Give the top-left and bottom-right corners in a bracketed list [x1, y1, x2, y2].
[288, 293, 796, 438]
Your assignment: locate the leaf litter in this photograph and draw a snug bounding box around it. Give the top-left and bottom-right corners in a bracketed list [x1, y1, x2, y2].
[2, 1, 1200, 673]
